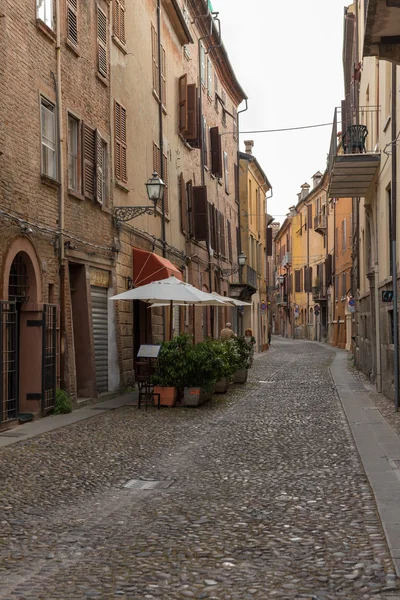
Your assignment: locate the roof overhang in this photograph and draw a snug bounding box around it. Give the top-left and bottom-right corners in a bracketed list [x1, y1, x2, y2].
[364, 0, 400, 63]
[162, 0, 194, 46]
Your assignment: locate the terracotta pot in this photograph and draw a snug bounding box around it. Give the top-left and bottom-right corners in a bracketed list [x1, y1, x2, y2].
[153, 386, 177, 407]
[183, 387, 213, 407]
[233, 369, 248, 384]
[214, 377, 230, 393]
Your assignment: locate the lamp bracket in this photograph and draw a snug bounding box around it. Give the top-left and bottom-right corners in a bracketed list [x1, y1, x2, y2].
[114, 206, 155, 222]
[220, 264, 240, 277]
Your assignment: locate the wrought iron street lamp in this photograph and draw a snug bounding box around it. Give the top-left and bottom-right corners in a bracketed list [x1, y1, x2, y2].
[220, 251, 247, 277]
[278, 275, 285, 286]
[114, 172, 166, 222]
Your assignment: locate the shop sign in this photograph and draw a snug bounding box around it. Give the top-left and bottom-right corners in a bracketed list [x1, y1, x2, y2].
[90, 268, 110, 288]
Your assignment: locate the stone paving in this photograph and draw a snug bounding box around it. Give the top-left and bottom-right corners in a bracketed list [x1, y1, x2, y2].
[0, 337, 399, 599]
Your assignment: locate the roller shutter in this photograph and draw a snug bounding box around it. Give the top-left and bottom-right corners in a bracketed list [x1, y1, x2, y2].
[91, 286, 108, 393]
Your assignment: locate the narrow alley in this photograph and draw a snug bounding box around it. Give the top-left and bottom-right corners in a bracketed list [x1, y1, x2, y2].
[1, 339, 399, 600]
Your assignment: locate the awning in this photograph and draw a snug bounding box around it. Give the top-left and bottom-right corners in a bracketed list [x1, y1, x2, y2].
[132, 248, 182, 287]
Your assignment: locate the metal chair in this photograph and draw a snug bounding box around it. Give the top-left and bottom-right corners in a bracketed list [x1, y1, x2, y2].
[342, 124, 368, 154]
[136, 360, 160, 410]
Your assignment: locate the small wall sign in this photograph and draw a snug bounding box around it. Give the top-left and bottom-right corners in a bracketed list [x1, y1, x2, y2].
[382, 290, 394, 303]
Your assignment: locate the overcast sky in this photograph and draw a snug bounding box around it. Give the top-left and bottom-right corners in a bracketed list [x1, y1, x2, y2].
[212, 0, 347, 224]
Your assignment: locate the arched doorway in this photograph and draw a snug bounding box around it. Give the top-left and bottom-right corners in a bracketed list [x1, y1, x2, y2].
[1, 244, 56, 424]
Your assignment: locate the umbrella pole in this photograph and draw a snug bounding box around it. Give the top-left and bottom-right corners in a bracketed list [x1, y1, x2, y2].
[170, 300, 173, 340]
[193, 304, 196, 343]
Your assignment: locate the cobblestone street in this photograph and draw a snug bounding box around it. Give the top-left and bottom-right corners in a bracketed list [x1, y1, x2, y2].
[0, 338, 399, 599]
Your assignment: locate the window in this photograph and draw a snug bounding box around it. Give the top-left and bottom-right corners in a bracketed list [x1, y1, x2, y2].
[202, 117, 208, 167]
[113, 0, 126, 44]
[342, 271, 347, 299]
[178, 75, 197, 141]
[214, 74, 219, 112]
[221, 89, 227, 126]
[200, 43, 206, 85]
[82, 125, 107, 205]
[37, 0, 53, 29]
[152, 25, 159, 94]
[223, 151, 229, 193]
[207, 57, 213, 98]
[40, 97, 57, 180]
[233, 107, 237, 141]
[388, 185, 393, 276]
[342, 218, 347, 252]
[97, 6, 108, 77]
[114, 101, 127, 183]
[67, 115, 79, 191]
[97, 137, 107, 205]
[152, 25, 166, 106]
[67, 0, 78, 46]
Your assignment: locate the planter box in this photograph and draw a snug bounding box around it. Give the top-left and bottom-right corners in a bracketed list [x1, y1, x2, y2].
[233, 369, 248, 384]
[183, 387, 213, 407]
[153, 386, 177, 407]
[214, 377, 230, 394]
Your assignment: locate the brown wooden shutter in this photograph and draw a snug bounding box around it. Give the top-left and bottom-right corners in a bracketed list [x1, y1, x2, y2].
[304, 266, 312, 292]
[95, 129, 104, 205]
[193, 186, 208, 241]
[227, 220, 232, 261]
[151, 25, 159, 95]
[83, 123, 96, 200]
[178, 75, 188, 134]
[186, 180, 194, 237]
[210, 126, 222, 178]
[161, 46, 166, 106]
[295, 270, 301, 293]
[299, 268, 303, 292]
[220, 213, 226, 256]
[113, 0, 125, 44]
[325, 254, 333, 285]
[179, 172, 187, 234]
[97, 6, 108, 77]
[208, 204, 215, 251]
[153, 142, 161, 177]
[67, 0, 78, 46]
[115, 102, 127, 183]
[234, 162, 239, 204]
[266, 227, 273, 256]
[186, 84, 197, 140]
[307, 204, 313, 229]
[163, 153, 168, 213]
[213, 207, 219, 254]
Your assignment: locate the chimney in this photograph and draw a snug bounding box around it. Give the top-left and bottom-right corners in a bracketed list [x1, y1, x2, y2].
[289, 205, 296, 217]
[244, 140, 254, 155]
[300, 182, 310, 200]
[312, 171, 323, 189]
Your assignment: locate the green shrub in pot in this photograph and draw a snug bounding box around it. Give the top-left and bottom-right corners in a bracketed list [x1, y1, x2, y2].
[184, 339, 223, 391]
[229, 336, 252, 371]
[151, 333, 192, 389]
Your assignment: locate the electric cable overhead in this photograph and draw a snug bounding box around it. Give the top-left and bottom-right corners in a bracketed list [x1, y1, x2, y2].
[239, 122, 333, 135]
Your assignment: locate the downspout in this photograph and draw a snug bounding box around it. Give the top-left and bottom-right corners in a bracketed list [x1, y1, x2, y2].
[236, 100, 248, 336]
[307, 204, 310, 339]
[374, 194, 382, 392]
[156, 0, 167, 340]
[54, 0, 65, 389]
[391, 63, 399, 410]
[333, 200, 336, 336]
[157, 0, 166, 258]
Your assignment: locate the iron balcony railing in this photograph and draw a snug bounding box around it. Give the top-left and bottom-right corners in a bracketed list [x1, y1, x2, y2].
[312, 285, 327, 301]
[282, 252, 292, 267]
[246, 265, 257, 289]
[328, 105, 380, 173]
[314, 213, 327, 230]
[276, 293, 288, 306]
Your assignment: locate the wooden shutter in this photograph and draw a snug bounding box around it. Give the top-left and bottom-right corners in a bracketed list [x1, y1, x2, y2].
[200, 43, 205, 84]
[213, 207, 219, 254]
[223, 151, 229, 193]
[186, 84, 197, 140]
[187, 180, 194, 237]
[151, 25, 159, 95]
[193, 186, 208, 241]
[220, 213, 226, 256]
[163, 153, 168, 213]
[161, 46, 166, 106]
[153, 142, 161, 176]
[83, 124, 96, 200]
[95, 129, 104, 205]
[179, 172, 187, 234]
[113, 0, 125, 44]
[325, 254, 333, 285]
[208, 204, 215, 251]
[67, 0, 78, 46]
[207, 57, 212, 96]
[299, 268, 303, 292]
[307, 203, 313, 229]
[227, 220, 232, 261]
[266, 227, 273, 256]
[304, 266, 312, 293]
[178, 74, 188, 134]
[202, 117, 208, 167]
[295, 270, 301, 293]
[233, 107, 238, 141]
[115, 102, 127, 183]
[97, 6, 108, 77]
[210, 127, 222, 178]
[234, 162, 239, 204]
[335, 227, 339, 258]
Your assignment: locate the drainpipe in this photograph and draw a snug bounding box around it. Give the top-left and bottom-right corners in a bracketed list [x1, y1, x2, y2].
[54, 0, 66, 389]
[333, 200, 336, 338]
[156, 0, 167, 340]
[391, 63, 399, 410]
[236, 100, 248, 337]
[374, 196, 382, 392]
[307, 204, 310, 339]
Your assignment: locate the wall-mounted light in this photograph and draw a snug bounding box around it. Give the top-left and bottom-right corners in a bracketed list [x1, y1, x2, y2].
[126, 276, 133, 290]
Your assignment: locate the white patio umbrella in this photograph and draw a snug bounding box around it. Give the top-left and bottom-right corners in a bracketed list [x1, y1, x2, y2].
[211, 292, 253, 307]
[110, 276, 226, 339]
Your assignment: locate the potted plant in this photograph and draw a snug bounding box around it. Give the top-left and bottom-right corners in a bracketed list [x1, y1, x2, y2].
[312, 276, 321, 300]
[182, 340, 222, 406]
[212, 339, 238, 393]
[151, 334, 192, 406]
[231, 337, 252, 384]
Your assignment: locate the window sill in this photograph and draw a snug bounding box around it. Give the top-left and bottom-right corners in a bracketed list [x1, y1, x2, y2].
[66, 38, 80, 57]
[112, 35, 127, 55]
[218, 178, 223, 186]
[115, 180, 129, 193]
[36, 19, 56, 42]
[41, 174, 59, 189]
[96, 71, 109, 87]
[68, 189, 84, 201]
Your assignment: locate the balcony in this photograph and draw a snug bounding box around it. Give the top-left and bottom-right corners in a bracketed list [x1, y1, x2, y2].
[312, 285, 328, 302]
[246, 265, 257, 289]
[314, 213, 327, 236]
[364, 0, 400, 63]
[276, 293, 288, 307]
[282, 252, 292, 267]
[327, 106, 380, 198]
